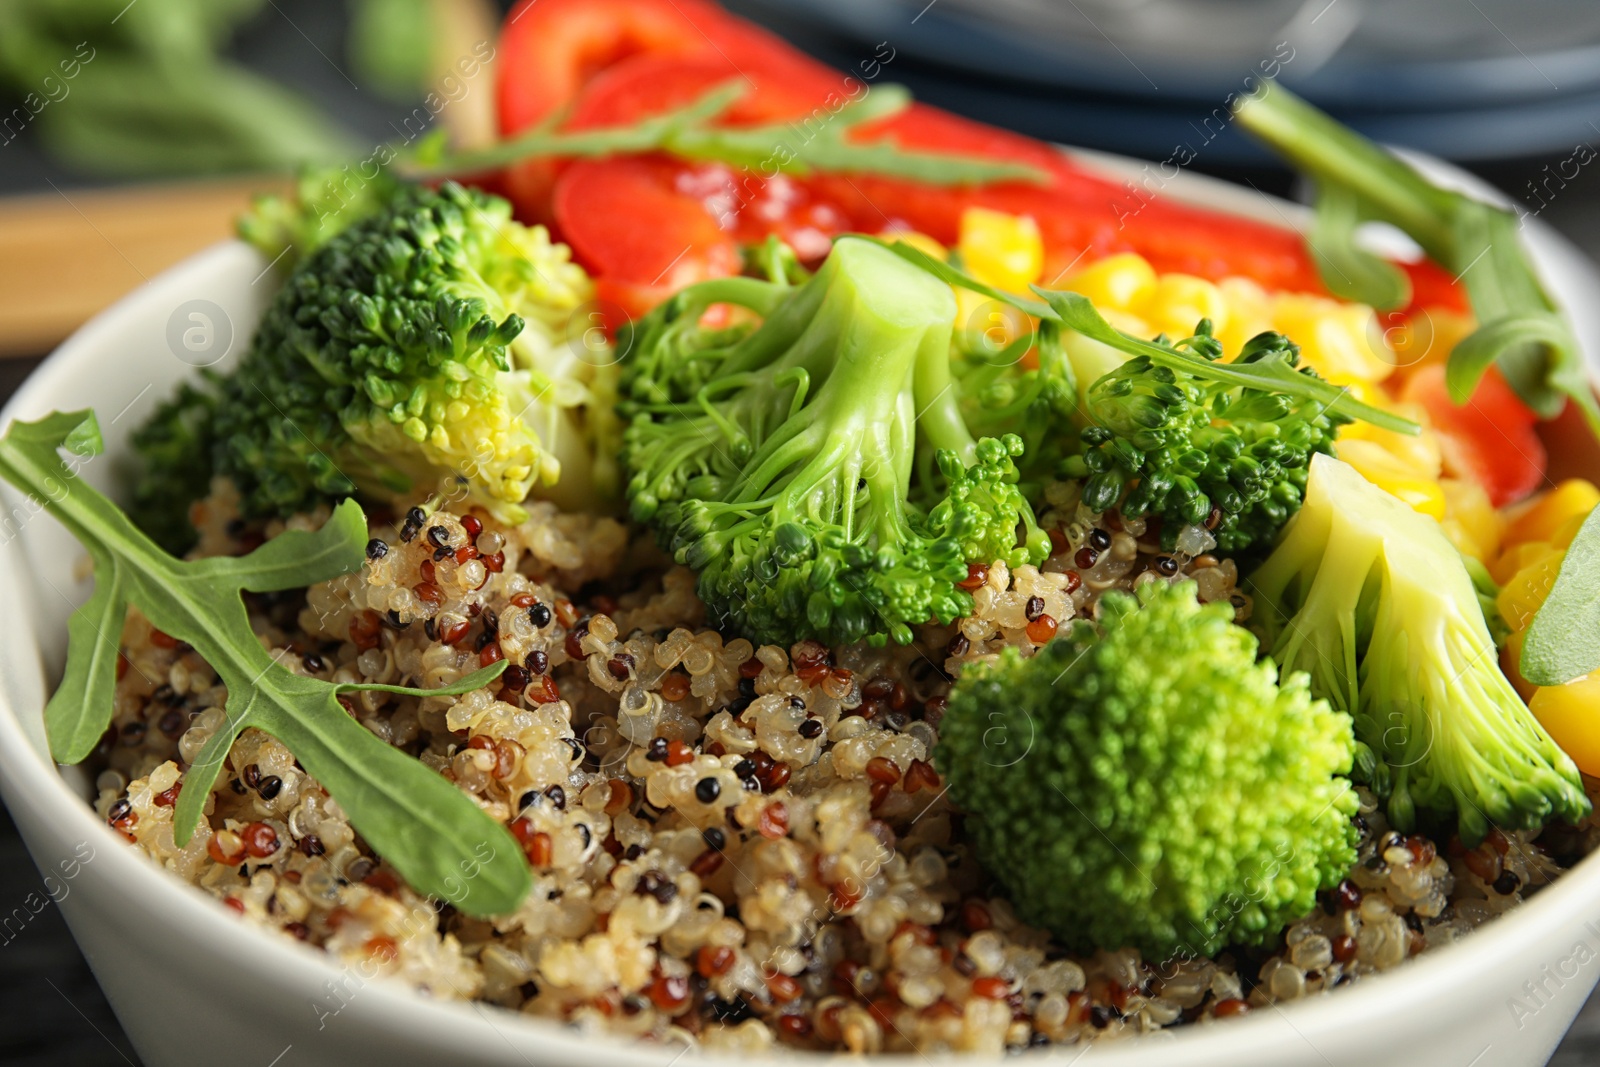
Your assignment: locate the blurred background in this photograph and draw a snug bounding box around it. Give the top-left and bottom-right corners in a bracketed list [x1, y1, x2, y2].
[3, 0, 1600, 1062]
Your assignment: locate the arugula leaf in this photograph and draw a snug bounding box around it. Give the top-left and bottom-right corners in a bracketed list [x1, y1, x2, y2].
[1233, 82, 1600, 438]
[1522, 506, 1600, 686]
[409, 80, 1048, 188]
[1307, 182, 1413, 311]
[0, 411, 529, 917]
[871, 234, 1419, 437]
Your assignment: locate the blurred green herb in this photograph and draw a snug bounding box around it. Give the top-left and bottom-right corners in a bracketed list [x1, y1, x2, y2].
[0, 410, 528, 915]
[347, 0, 435, 101]
[1234, 82, 1600, 438]
[409, 80, 1049, 186]
[0, 0, 352, 175]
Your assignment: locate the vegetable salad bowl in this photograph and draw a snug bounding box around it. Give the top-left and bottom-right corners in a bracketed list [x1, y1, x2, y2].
[3, 153, 1600, 1067]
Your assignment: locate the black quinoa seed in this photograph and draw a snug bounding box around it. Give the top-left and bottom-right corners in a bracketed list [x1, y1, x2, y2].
[1494, 871, 1521, 895]
[157, 708, 188, 740]
[229, 778, 247, 795]
[946, 633, 970, 657]
[366, 538, 388, 560]
[646, 737, 669, 762]
[1024, 596, 1045, 621]
[529, 603, 552, 628]
[302, 652, 326, 672]
[503, 665, 531, 691]
[1155, 556, 1179, 576]
[703, 827, 726, 851]
[119, 721, 147, 745]
[733, 759, 756, 780]
[518, 790, 541, 811]
[242, 763, 261, 788]
[563, 737, 584, 762]
[1089, 1005, 1113, 1029]
[1088, 528, 1112, 552]
[695, 778, 721, 804]
[427, 525, 450, 548]
[526, 649, 549, 675]
[624, 844, 645, 861]
[299, 834, 326, 857]
[545, 785, 567, 810]
[257, 775, 283, 800]
[798, 718, 823, 739]
[637, 870, 678, 904]
[738, 677, 757, 699]
[107, 799, 132, 823]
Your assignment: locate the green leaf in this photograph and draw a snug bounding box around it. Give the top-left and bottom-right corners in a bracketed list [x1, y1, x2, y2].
[0, 410, 532, 917]
[871, 238, 1057, 319]
[1308, 182, 1412, 311]
[409, 81, 1048, 188]
[1234, 82, 1600, 442]
[1033, 289, 1419, 435]
[43, 547, 128, 764]
[1522, 506, 1600, 686]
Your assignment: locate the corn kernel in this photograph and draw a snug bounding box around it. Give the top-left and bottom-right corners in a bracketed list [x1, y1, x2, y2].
[955, 287, 1031, 360]
[1272, 295, 1393, 384]
[1339, 442, 1446, 519]
[1338, 401, 1442, 480]
[885, 230, 947, 262]
[1530, 671, 1600, 776]
[1387, 309, 1477, 375]
[1064, 253, 1156, 315]
[958, 208, 1042, 293]
[1147, 273, 1228, 339]
[1502, 479, 1600, 548]
[1216, 277, 1275, 357]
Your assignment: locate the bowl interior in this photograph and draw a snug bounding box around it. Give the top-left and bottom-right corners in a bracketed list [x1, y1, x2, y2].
[4, 159, 1600, 1067]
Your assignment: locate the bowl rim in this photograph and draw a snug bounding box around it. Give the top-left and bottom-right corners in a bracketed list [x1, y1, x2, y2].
[2, 154, 1598, 1066]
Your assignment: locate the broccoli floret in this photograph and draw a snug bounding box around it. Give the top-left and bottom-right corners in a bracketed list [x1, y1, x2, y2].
[237, 164, 404, 273]
[1248, 453, 1590, 842]
[129, 378, 219, 553]
[621, 236, 1048, 647]
[135, 180, 618, 549]
[1066, 324, 1348, 553]
[950, 317, 1079, 485]
[938, 580, 1358, 958]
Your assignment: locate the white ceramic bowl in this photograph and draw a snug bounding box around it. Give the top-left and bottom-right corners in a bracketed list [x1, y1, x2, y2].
[4, 157, 1600, 1067]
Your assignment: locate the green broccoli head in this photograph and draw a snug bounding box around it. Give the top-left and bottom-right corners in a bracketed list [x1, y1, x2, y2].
[1248, 453, 1589, 843]
[135, 180, 618, 548]
[236, 164, 405, 273]
[1069, 326, 1347, 553]
[938, 579, 1358, 959]
[621, 236, 1047, 647]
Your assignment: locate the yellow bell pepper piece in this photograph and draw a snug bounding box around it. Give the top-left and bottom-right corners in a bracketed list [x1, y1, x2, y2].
[1503, 479, 1600, 548]
[1530, 671, 1600, 776]
[1496, 544, 1565, 635]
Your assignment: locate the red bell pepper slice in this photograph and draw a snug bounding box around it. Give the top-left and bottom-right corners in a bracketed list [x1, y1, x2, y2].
[1402, 363, 1547, 506]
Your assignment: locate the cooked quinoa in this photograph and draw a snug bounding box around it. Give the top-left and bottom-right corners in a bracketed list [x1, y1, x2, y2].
[89, 482, 1600, 1055]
